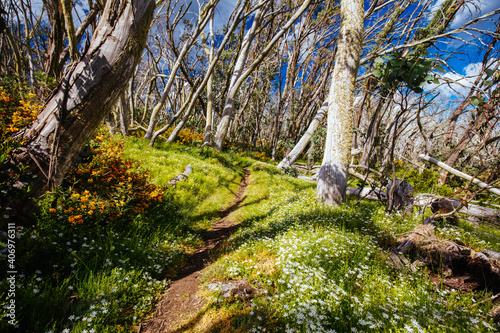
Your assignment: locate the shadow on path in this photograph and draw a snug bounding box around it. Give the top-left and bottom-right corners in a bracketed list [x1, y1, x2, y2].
[139, 168, 250, 333]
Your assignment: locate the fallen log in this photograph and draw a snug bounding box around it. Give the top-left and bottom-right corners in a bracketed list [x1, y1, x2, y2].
[168, 164, 193, 188]
[414, 194, 500, 224]
[396, 223, 500, 293]
[344, 187, 500, 223]
[346, 187, 387, 201]
[418, 154, 500, 197]
[397, 223, 435, 254]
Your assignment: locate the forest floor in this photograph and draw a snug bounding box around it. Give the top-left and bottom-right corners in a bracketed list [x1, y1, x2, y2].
[3, 138, 500, 333]
[139, 169, 251, 333]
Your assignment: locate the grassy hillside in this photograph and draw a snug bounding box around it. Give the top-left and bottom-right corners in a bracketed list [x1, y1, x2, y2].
[182, 163, 498, 332]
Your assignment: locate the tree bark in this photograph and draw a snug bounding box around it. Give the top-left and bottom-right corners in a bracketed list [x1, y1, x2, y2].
[278, 101, 328, 170]
[44, 0, 66, 78]
[11, 0, 155, 198]
[213, 0, 268, 150]
[213, 0, 313, 150]
[168, 164, 193, 189]
[143, 1, 215, 141]
[118, 91, 129, 137]
[317, 0, 364, 206]
[202, 9, 215, 145]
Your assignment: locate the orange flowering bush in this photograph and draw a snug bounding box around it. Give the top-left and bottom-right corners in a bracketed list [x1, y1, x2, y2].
[0, 86, 41, 141]
[164, 127, 203, 145]
[0, 80, 43, 207]
[44, 129, 164, 225]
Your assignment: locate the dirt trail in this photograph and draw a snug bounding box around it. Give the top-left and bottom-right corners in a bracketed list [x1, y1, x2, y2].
[139, 168, 250, 333]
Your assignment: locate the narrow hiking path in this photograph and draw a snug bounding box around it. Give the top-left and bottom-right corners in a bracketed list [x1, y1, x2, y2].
[139, 168, 250, 333]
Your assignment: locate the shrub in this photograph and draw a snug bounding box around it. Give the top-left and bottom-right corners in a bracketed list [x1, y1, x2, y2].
[42, 129, 164, 226]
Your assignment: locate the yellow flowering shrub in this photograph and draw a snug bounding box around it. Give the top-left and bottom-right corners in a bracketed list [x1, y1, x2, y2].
[0, 80, 43, 205]
[0, 87, 41, 140]
[164, 127, 203, 145]
[45, 129, 164, 225]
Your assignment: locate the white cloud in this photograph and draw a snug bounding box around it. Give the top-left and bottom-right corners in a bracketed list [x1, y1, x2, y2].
[425, 58, 498, 100]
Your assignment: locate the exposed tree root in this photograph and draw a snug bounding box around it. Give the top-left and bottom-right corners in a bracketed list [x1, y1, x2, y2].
[395, 223, 500, 303]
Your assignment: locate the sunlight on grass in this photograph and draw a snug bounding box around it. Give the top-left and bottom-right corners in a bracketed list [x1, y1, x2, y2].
[0, 136, 244, 333]
[123, 138, 244, 230]
[1, 138, 499, 332]
[200, 163, 498, 333]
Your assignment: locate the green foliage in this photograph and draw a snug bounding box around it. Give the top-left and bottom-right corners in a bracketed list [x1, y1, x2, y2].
[400, 167, 455, 196]
[372, 50, 439, 93]
[0, 135, 244, 332]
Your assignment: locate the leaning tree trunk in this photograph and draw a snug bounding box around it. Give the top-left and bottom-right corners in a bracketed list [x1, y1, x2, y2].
[317, 0, 364, 206]
[277, 101, 328, 170]
[213, 0, 268, 150]
[10, 0, 155, 199]
[213, 0, 313, 150]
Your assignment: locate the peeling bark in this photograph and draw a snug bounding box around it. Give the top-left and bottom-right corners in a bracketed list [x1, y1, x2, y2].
[11, 0, 155, 199]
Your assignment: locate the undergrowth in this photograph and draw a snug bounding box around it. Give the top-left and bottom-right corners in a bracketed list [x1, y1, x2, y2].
[197, 163, 499, 333]
[0, 130, 243, 332]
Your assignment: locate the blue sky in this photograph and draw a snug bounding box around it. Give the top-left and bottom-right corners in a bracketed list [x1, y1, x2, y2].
[27, 0, 499, 101]
[425, 0, 500, 100]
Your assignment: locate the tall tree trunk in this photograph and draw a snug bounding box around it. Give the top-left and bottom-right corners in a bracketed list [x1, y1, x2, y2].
[203, 9, 215, 145]
[358, 92, 393, 167]
[10, 0, 155, 199]
[143, 2, 215, 141]
[317, 0, 364, 206]
[44, 0, 65, 78]
[118, 91, 129, 137]
[60, 0, 79, 62]
[213, 0, 268, 149]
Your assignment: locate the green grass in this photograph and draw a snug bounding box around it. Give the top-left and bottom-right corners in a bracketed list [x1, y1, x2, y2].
[197, 163, 498, 332]
[0, 138, 244, 333]
[2, 140, 499, 332]
[122, 139, 246, 231]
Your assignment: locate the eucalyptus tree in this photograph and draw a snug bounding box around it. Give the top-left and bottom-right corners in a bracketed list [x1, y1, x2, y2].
[0, 0, 53, 80]
[212, 0, 270, 149]
[437, 20, 500, 185]
[213, 0, 314, 150]
[201, 8, 216, 145]
[316, 0, 364, 206]
[277, 0, 406, 170]
[9, 0, 156, 200]
[270, 1, 338, 160]
[149, 0, 252, 146]
[355, 0, 468, 169]
[142, 0, 218, 141]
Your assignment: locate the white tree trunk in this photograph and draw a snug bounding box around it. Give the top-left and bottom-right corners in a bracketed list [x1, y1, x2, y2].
[317, 0, 364, 206]
[203, 10, 215, 145]
[277, 101, 328, 170]
[418, 154, 500, 196]
[213, 0, 268, 149]
[213, 0, 313, 150]
[143, 2, 215, 140]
